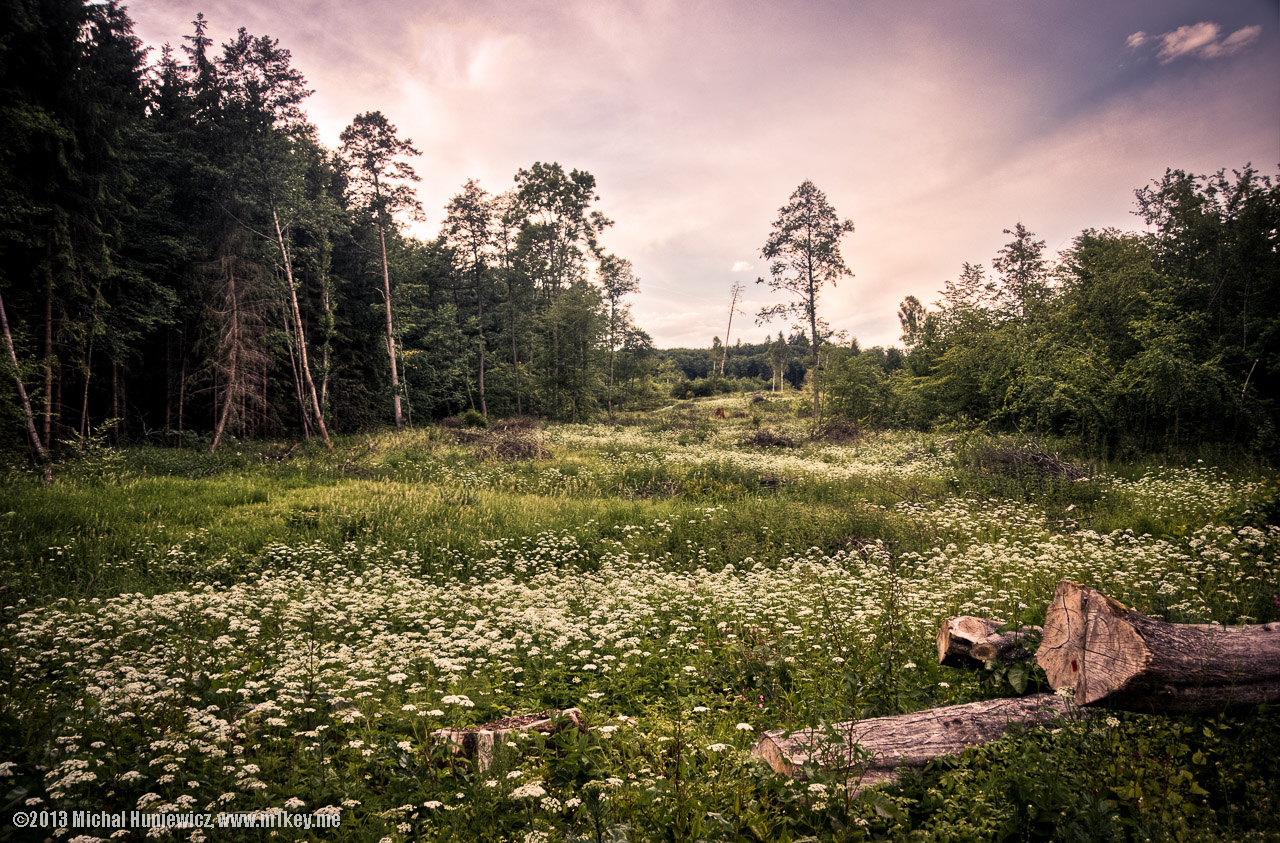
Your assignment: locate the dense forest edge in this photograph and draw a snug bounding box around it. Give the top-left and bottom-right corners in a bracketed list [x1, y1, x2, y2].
[2, 1, 1278, 476]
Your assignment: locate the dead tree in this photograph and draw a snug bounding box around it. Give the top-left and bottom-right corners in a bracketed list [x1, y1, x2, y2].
[432, 708, 585, 771]
[1038, 580, 1280, 713]
[937, 616, 1040, 668]
[752, 694, 1082, 788]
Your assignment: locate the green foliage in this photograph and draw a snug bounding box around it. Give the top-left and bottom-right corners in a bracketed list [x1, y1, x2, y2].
[823, 346, 894, 425]
[459, 408, 488, 429]
[892, 172, 1280, 455]
[758, 180, 856, 428]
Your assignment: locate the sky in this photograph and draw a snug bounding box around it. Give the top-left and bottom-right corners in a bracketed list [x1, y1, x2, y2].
[126, 0, 1279, 350]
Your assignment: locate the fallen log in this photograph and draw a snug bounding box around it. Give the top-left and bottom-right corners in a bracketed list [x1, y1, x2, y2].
[1037, 580, 1280, 712]
[937, 616, 1041, 668]
[752, 694, 1081, 788]
[432, 708, 585, 770]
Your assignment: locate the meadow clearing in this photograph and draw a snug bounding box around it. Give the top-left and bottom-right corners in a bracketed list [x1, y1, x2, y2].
[1, 395, 1277, 842]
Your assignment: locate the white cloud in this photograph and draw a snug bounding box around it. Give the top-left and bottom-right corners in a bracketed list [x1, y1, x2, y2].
[1202, 25, 1262, 59]
[1125, 31, 1148, 49]
[1158, 22, 1221, 62]
[1154, 21, 1260, 64]
[731, 261, 754, 273]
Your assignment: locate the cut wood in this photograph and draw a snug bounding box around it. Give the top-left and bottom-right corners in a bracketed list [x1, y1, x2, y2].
[937, 616, 1040, 668]
[1038, 580, 1280, 712]
[432, 708, 585, 770]
[752, 694, 1081, 788]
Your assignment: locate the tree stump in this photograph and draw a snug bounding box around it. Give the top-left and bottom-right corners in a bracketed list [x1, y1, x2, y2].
[1037, 580, 1280, 712]
[937, 616, 1040, 668]
[432, 708, 585, 770]
[751, 694, 1080, 788]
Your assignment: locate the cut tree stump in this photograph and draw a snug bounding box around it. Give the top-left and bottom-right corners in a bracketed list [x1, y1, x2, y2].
[751, 694, 1081, 788]
[1038, 580, 1280, 712]
[432, 708, 585, 770]
[937, 616, 1041, 668]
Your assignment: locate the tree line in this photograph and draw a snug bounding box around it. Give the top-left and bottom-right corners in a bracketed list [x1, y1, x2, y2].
[663, 170, 1277, 457]
[3, 2, 1275, 473]
[0, 1, 655, 473]
[822, 170, 1279, 454]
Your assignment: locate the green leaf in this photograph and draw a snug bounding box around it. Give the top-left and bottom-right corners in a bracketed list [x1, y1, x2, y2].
[1008, 663, 1028, 694]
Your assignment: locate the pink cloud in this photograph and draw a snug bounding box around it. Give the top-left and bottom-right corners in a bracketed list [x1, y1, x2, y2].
[1155, 21, 1260, 63]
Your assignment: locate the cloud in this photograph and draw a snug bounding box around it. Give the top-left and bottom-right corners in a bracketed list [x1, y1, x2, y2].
[1125, 31, 1148, 49]
[1152, 22, 1260, 63]
[1202, 25, 1262, 59]
[731, 261, 754, 273]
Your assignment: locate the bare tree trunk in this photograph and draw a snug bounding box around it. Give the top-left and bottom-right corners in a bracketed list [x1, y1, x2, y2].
[0, 288, 53, 484]
[720, 281, 742, 377]
[474, 254, 487, 419]
[211, 257, 239, 453]
[752, 695, 1083, 789]
[283, 308, 311, 438]
[110, 361, 119, 442]
[319, 268, 332, 415]
[271, 198, 331, 447]
[79, 333, 94, 438]
[178, 341, 186, 438]
[607, 301, 616, 417]
[510, 280, 522, 415]
[374, 177, 403, 431]
[808, 271, 820, 430]
[43, 272, 53, 450]
[164, 329, 173, 432]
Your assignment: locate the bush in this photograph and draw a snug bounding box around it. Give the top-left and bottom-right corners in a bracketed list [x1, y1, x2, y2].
[459, 408, 488, 429]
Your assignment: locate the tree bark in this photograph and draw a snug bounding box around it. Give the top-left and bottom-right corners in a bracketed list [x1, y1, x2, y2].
[373, 175, 403, 431]
[319, 267, 332, 416]
[271, 197, 331, 447]
[43, 270, 53, 450]
[282, 308, 311, 438]
[1038, 580, 1280, 713]
[432, 708, 584, 771]
[752, 694, 1081, 788]
[79, 332, 94, 438]
[937, 616, 1040, 668]
[0, 288, 54, 484]
[210, 257, 239, 453]
[473, 245, 487, 419]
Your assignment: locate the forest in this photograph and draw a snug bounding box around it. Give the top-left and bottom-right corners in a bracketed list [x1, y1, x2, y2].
[1, 1, 656, 466]
[3, 1, 1278, 470]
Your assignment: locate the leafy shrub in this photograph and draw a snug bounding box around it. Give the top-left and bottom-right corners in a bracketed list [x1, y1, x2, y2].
[460, 408, 489, 428]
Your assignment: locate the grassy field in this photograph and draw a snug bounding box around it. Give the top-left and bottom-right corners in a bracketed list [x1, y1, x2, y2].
[2, 395, 1277, 842]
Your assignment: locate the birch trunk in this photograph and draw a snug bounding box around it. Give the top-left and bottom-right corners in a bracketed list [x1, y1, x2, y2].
[0, 288, 53, 484]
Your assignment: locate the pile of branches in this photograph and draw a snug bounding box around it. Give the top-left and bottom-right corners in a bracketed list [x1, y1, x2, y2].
[479, 424, 549, 462]
[974, 444, 1087, 480]
[816, 419, 860, 444]
[742, 428, 796, 448]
